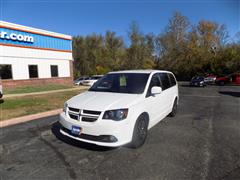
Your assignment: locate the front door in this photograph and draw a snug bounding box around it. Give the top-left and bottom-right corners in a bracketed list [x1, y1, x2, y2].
[144, 73, 167, 128]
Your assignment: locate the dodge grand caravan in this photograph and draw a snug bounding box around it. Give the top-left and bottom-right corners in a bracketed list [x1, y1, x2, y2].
[59, 70, 179, 148]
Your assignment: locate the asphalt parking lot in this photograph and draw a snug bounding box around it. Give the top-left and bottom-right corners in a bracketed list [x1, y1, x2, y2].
[1, 84, 240, 180]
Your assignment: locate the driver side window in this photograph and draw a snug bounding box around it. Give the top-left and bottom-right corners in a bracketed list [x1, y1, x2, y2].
[146, 74, 161, 97]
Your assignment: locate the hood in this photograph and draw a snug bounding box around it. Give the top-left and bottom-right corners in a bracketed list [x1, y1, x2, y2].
[67, 91, 141, 111]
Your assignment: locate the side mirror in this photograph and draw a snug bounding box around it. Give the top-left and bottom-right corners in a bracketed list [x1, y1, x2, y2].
[151, 86, 162, 95]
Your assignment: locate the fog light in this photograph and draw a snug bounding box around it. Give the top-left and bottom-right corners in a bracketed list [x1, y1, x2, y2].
[109, 135, 117, 142]
[101, 135, 118, 142]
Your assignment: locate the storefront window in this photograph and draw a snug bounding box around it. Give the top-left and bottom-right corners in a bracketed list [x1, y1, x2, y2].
[51, 65, 58, 77]
[0, 64, 13, 79]
[28, 65, 38, 78]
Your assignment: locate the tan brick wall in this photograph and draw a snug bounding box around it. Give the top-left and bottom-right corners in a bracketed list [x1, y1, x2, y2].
[2, 77, 73, 90]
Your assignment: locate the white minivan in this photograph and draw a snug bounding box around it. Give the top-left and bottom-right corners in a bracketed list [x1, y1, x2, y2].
[59, 70, 178, 148]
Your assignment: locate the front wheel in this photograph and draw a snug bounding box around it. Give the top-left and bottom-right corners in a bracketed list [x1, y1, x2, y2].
[131, 115, 148, 149]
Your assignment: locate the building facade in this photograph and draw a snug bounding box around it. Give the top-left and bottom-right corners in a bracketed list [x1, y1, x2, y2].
[0, 21, 73, 89]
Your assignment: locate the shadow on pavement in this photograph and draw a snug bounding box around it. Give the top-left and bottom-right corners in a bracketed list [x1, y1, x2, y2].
[51, 121, 116, 152]
[219, 91, 240, 98]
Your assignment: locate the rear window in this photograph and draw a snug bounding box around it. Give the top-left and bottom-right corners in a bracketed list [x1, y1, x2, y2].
[146, 73, 162, 97]
[168, 73, 176, 87]
[192, 76, 204, 81]
[159, 73, 171, 90]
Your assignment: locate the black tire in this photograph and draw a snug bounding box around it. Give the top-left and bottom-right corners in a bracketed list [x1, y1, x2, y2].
[219, 81, 225, 86]
[131, 115, 148, 149]
[169, 98, 178, 117]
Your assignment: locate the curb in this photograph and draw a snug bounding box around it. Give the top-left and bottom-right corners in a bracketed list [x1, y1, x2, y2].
[0, 109, 62, 128]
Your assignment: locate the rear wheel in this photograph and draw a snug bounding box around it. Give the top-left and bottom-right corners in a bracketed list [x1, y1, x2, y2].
[169, 98, 178, 117]
[131, 115, 148, 149]
[220, 81, 225, 86]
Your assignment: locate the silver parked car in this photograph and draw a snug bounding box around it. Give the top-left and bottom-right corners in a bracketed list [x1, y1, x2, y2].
[81, 75, 103, 86]
[74, 76, 90, 86]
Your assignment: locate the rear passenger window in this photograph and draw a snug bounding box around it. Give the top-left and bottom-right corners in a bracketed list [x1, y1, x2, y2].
[168, 73, 176, 87]
[159, 73, 171, 90]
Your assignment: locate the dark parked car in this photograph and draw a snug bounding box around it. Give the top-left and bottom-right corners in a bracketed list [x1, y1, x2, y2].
[216, 73, 240, 86]
[190, 76, 206, 87]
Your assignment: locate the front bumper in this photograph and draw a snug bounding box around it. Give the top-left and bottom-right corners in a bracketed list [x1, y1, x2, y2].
[59, 112, 133, 147]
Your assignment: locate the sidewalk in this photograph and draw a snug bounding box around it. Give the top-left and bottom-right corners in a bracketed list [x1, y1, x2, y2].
[4, 86, 88, 99]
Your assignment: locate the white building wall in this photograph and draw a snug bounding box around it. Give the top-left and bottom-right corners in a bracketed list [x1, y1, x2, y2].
[0, 45, 72, 80]
[0, 45, 72, 60]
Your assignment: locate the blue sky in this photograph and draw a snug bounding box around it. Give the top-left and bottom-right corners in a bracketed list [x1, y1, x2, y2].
[0, 0, 239, 42]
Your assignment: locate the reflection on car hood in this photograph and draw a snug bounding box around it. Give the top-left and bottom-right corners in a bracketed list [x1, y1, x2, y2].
[67, 91, 141, 111]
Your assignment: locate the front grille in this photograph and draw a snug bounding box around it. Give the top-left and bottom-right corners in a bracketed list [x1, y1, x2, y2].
[82, 116, 98, 122]
[68, 107, 101, 122]
[69, 113, 79, 120]
[68, 107, 79, 113]
[83, 110, 101, 115]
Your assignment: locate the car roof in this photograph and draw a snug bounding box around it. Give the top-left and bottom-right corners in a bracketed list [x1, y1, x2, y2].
[108, 69, 172, 74]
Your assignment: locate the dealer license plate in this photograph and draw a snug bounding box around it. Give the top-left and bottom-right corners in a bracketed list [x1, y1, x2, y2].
[71, 126, 82, 135]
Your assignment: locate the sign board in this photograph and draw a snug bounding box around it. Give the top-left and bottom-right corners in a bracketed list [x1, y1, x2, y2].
[0, 31, 34, 43]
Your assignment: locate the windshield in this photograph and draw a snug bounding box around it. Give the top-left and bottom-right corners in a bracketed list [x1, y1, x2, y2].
[76, 77, 84, 81]
[89, 73, 150, 94]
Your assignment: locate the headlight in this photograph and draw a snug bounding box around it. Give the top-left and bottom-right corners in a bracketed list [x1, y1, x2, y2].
[63, 102, 68, 113]
[103, 109, 128, 121]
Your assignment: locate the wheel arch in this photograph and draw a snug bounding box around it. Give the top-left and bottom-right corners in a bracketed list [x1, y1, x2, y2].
[129, 110, 150, 133]
[129, 111, 150, 148]
[174, 95, 179, 105]
[138, 112, 150, 128]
